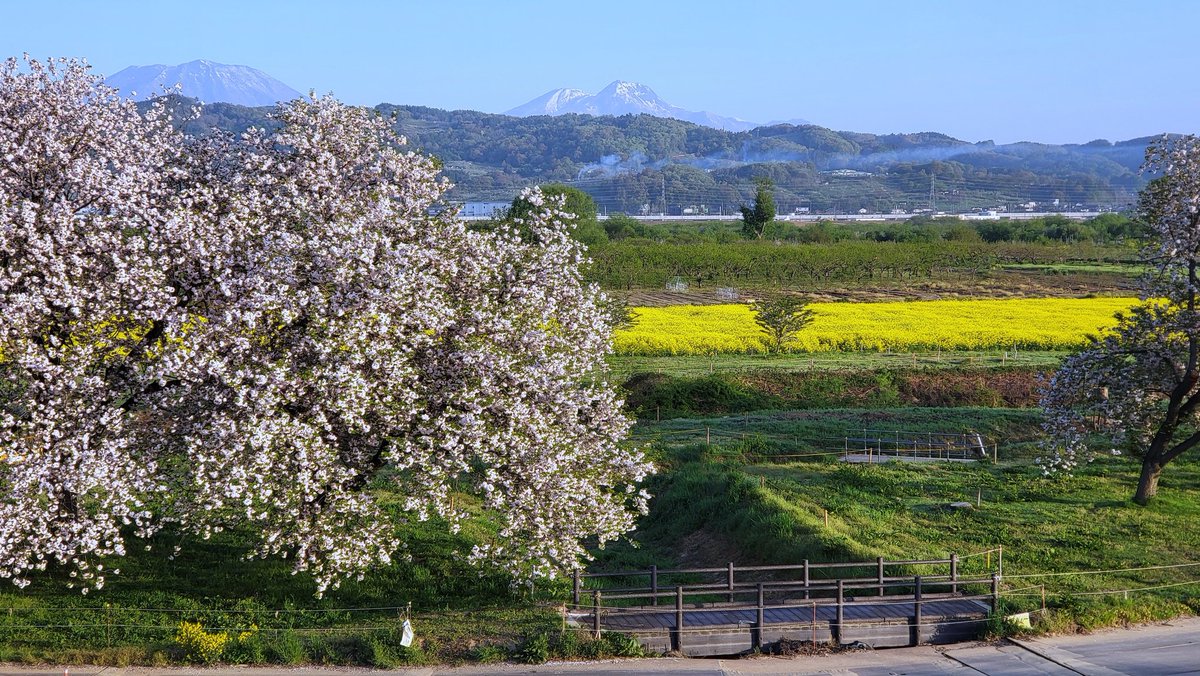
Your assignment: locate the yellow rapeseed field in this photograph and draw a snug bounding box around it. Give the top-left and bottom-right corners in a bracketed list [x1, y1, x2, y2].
[614, 297, 1140, 355]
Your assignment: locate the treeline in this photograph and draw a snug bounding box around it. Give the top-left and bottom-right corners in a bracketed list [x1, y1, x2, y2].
[588, 239, 1130, 289]
[578, 161, 1140, 215]
[599, 213, 1144, 247]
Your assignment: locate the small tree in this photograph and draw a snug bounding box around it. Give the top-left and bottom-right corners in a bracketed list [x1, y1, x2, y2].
[740, 178, 776, 239]
[1040, 135, 1200, 504]
[751, 295, 815, 352]
[509, 183, 607, 248]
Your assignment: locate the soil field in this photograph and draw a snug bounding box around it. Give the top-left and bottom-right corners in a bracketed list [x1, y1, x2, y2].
[620, 269, 1137, 306]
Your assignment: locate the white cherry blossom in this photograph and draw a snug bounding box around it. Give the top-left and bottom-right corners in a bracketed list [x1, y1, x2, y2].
[1040, 135, 1200, 504]
[0, 57, 651, 594]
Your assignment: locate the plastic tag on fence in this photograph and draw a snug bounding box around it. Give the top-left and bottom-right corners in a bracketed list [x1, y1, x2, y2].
[400, 619, 415, 647]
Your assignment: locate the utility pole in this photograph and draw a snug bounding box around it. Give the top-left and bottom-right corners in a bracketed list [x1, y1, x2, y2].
[661, 175, 667, 216]
[929, 175, 936, 211]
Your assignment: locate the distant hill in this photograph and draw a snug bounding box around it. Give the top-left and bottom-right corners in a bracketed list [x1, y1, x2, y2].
[105, 60, 301, 106]
[506, 80, 761, 132]
[155, 95, 1156, 213]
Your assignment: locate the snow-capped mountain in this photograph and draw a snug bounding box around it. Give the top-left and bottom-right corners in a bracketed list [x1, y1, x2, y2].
[506, 87, 592, 116]
[104, 60, 302, 106]
[505, 80, 760, 132]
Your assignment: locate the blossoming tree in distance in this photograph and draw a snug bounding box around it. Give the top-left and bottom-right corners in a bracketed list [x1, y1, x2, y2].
[0, 56, 652, 594]
[1041, 135, 1200, 504]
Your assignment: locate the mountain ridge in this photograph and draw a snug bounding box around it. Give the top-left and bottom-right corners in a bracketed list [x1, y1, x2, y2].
[157, 94, 1156, 212]
[105, 60, 302, 107]
[506, 80, 765, 132]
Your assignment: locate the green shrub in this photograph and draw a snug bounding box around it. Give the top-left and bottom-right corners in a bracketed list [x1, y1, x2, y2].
[514, 633, 549, 664]
[174, 621, 227, 664]
[603, 632, 645, 657]
[264, 630, 305, 665]
[471, 643, 508, 663]
[550, 629, 581, 658]
[223, 626, 264, 664]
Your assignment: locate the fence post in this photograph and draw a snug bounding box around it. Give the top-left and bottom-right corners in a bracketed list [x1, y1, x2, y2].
[727, 562, 735, 603]
[803, 559, 810, 600]
[913, 575, 923, 646]
[877, 556, 885, 597]
[675, 586, 685, 653]
[592, 590, 601, 639]
[651, 564, 659, 607]
[950, 553, 959, 595]
[835, 580, 845, 645]
[991, 573, 1000, 615]
[755, 582, 765, 650]
[573, 569, 581, 606]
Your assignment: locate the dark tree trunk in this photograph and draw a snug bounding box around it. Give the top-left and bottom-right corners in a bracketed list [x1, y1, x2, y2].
[1133, 459, 1163, 506]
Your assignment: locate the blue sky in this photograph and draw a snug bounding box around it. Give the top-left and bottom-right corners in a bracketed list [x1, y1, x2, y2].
[3, 0, 1195, 143]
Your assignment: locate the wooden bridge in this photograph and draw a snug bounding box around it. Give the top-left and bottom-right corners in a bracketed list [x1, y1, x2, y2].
[572, 554, 1000, 657]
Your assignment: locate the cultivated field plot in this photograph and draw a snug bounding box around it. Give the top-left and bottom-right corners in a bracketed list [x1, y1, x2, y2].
[615, 297, 1139, 355]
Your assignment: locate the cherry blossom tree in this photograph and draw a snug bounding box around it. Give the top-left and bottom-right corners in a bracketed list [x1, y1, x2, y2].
[1041, 135, 1200, 504]
[0, 56, 651, 594]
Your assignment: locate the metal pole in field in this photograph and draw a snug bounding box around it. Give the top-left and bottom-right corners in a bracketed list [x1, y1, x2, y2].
[913, 576, 923, 646]
[836, 580, 845, 645]
[803, 559, 810, 600]
[877, 556, 885, 597]
[728, 562, 735, 603]
[950, 553, 959, 595]
[573, 570, 580, 606]
[651, 565, 658, 607]
[675, 586, 685, 653]
[755, 582, 765, 650]
[592, 590, 602, 639]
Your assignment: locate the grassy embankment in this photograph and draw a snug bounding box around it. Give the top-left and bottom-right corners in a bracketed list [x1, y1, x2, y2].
[599, 407, 1200, 633]
[0, 483, 638, 667]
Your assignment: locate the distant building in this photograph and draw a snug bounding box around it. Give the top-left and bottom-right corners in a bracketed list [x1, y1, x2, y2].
[821, 169, 873, 177]
[459, 201, 510, 218]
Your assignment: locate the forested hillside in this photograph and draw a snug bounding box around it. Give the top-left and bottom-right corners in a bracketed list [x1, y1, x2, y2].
[158, 96, 1153, 213]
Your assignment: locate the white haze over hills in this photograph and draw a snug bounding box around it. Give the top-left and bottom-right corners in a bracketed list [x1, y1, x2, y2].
[104, 60, 302, 106]
[506, 80, 788, 132]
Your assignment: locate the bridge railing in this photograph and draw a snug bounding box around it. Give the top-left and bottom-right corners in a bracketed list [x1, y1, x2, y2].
[572, 552, 1001, 608]
[577, 573, 1001, 651]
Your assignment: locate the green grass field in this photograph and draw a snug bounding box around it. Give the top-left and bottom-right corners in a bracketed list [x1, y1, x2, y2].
[0, 483, 593, 667]
[608, 350, 1065, 380]
[1000, 262, 1144, 275]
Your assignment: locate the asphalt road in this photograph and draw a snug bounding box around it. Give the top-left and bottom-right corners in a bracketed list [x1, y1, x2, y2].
[3, 617, 1198, 676]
